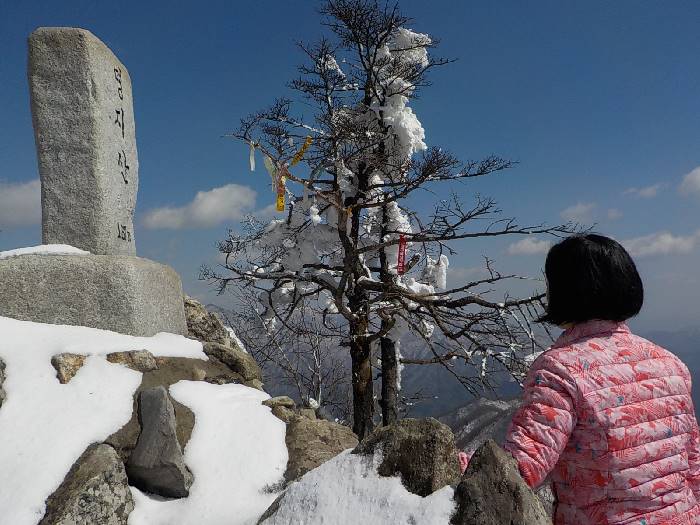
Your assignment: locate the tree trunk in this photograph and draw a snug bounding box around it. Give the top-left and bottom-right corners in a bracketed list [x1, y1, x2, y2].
[380, 335, 399, 426]
[350, 336, 374, 440]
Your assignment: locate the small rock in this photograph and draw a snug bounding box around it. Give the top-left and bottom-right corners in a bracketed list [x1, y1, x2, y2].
[184, 296, 233, 347]
[39, 443, 133, 525]
[299, 408, 317, 420]
[203, 341, 262, 382]
[285, 416, 359, 482]
[353, 418, 460, 497]
[126, 386, 193, 498]
[191, 367, 206, 381]
[450, 440, 551, 525]
[263, 396, 296, 409]
[51, 353, 86, 384]
[271, 405, 296, 424]
[106, 350, 158, 372]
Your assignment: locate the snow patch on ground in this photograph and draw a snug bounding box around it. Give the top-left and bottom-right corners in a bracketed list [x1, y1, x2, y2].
[129, 381, 287, 525]
[0, 244, 90, 260]
[0, 316, 203, 525]
[261, 450, 455, 525]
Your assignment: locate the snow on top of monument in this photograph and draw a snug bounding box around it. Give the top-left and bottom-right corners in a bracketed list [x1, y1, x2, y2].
[0, 243, 90, 260]
[0, 316, 205, 525]
[261, 449, 455, 525]
[129, 381, 286, 524]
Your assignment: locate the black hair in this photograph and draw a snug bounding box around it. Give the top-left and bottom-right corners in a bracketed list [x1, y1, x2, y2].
[540, 234, 644, 325]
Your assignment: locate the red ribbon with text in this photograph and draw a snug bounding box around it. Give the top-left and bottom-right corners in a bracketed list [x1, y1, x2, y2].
[397, 234, 407, 275]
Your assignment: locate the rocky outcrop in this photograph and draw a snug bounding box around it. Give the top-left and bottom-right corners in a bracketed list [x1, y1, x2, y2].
[451, 440, 551, 525]
[39, 443, 133, 525]
[284, 416, 359, 482]
[353, 418, 461, 497]
[106, 354, 245, 462]
[126, 386, 193, 498]
[184, 296, 234, 348]
[203, 342, 261, 384]
[184, 297, 262, 389]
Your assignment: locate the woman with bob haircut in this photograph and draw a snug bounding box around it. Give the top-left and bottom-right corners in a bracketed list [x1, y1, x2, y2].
[482, 234, 700, 524]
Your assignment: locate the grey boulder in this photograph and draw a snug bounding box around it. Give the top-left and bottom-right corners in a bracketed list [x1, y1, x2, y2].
[0, 254, 187, 337]
[39, 443, 133, 525]
[126, 386, 193, 498]
[353, 417, 461, 497]
[451, 440, 551, 525]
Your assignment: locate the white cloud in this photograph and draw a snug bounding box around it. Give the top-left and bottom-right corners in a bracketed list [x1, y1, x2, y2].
[622, 231, 700, 258]
[142, 184, 258, 230]
[607, 208, 623, 220]
[0, 179, 41, 229]
[623, 183, 664, 199]
[507, 237, 552, 256]
[560, 202, 596, 223]
[680, 167, 700, 198]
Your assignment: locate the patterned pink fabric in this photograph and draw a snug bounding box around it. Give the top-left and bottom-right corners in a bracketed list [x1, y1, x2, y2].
[504, 320, 700, 525]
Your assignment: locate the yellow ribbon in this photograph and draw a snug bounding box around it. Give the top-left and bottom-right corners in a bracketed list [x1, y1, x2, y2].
[290, 136, 313, 166]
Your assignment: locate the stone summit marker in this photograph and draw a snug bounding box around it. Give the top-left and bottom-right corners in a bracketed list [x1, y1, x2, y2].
[0, 27, 187, 337]
[30, 27, 138, 256]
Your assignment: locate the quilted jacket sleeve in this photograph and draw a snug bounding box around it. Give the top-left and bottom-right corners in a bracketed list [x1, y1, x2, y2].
[681, 367, 700, 500]
[504, 352, 578, 488]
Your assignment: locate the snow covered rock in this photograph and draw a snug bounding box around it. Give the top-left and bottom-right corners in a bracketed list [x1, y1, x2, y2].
[126, 386, 193, 498]
[39, 443, 134, 525]
[451, 440, 550, 525]
[184, 296, 235, 348]
[258, 450, 456, 525]
[202, 341, 262, 385]
[353, 418, 461, 497]
[51, 352, 87, 383]
[0, 244, 89, 260]
[283, 415, 359, 482]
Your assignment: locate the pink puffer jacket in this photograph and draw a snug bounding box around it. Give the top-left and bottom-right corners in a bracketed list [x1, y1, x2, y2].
[504, 320, 700, 524]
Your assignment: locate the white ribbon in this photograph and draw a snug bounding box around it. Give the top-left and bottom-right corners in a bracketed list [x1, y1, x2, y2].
[249, 142, 256, 171]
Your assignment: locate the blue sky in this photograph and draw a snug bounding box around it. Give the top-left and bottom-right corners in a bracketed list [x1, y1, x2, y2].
[1, 1, 699, 332]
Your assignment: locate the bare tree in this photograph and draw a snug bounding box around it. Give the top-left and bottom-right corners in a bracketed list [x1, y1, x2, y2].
[223, 286, 352, 421]
[202, 0, 574, 439]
